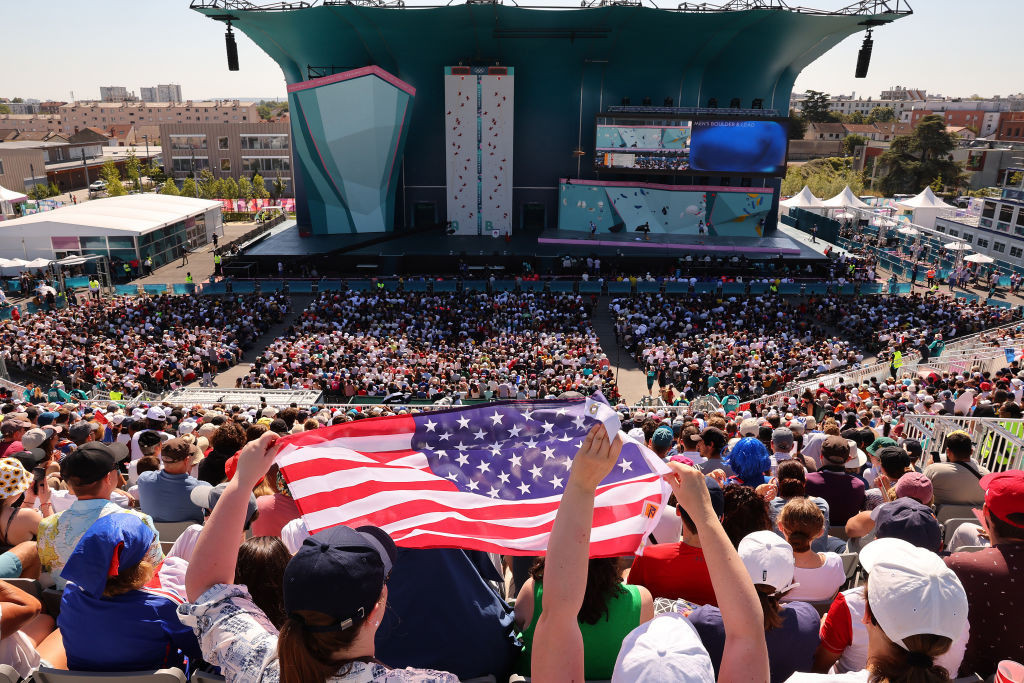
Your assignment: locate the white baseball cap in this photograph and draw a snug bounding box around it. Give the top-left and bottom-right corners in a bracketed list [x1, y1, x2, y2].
[612, 613, 715, 683]
[146, 407, 166, 421]
[738, 418, 760, 437]
[738, 530, 798, 596]
[178, 421, 197, 436]
[859, 537, 968, 649]
[627, 427, 646, 442]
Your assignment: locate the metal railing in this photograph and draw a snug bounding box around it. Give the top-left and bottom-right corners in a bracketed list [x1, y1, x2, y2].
[901, 414, 1024, 473]
[162, 387, 324, 407]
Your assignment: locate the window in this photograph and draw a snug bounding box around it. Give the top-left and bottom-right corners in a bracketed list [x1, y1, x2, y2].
[239, 135, 289, 150]
[936, 225, 946, 233]
[218, 136, 229, 150]
[169, 134, 207, 150]
[241, 156, 290, 173]
[220, 159, 231, 172]
[982, 202, 996, 219]
[171, 156, 209, 173]
[948, 230, 959, 238]
[993, 242, 1006, 253]
[962, 233, 973, 243]
[0, 159, 4, 175]
[1011, 246, 1023, 259]
[1000, 205, 1014, 222]
[977, 238, 989, 248]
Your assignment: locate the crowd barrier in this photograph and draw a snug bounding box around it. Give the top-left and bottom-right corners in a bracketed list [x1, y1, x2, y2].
[901, 414, 1024, 472]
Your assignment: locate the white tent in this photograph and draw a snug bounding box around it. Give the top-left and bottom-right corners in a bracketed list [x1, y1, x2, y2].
[0, 185, 28, 216]
[963, 253, 995, 264]
[780, 186, 823, 209]
[895, 187, 953, 230]
[820, 186, 870, 210]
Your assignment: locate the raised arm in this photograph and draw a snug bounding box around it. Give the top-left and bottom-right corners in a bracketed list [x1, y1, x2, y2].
[531, 424, 621, 683]
[664, 461, 770, 683]
[0, 579, 42, 639]
[185, 431, 279, 602]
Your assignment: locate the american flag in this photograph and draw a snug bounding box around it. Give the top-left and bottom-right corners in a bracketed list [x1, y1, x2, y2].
[275, 395, 669, 557]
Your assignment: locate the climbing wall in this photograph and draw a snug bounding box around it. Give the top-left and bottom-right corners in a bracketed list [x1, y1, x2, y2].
[444, 67, 514, 235]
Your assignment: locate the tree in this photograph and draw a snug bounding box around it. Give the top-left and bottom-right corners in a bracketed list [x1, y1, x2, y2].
[210, 178, 226, 199]
[180, 176, 198, 198]
[877, 114, 967, 195]
[222, 177, 239, 199]
[843, 133, 868, 156]
[99, 160, 127, 197]
[787, 109, 808, 140]
[124, 147, 141, 192]
[48, 182, 60, 198]
[237, 176, 253, 199]
[27, 184, 47, 201]
[272, 175, 287, 199]
[252, 174, 270, 199]
[801, 90, 839, 123]
[11, 97, 23, 104]
[781, 156, 865, 198]
[196, 169, 217, 199]
[0, 103, 10, 115]
[868, 106, 895, 123]
[845, 111, 867, 125]
[159, 179, 180, 195]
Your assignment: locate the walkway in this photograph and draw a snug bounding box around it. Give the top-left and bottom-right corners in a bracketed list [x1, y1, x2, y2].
[592, 296, 650, 405]
[132, 222, 257, 286]
[189, 294, 311, 388]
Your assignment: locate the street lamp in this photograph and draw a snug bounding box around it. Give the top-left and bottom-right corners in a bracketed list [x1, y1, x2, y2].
[142, 134, 150, 190]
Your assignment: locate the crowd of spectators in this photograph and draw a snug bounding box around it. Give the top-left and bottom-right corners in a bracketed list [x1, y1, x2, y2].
[0, 293, 289, 396]
[235, 290, 619, 403]
[0, 366, 1019, 680]
[617, 291, 1018, 401]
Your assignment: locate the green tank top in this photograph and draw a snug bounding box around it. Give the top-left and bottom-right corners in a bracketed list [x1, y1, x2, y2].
[516, 581, 642, 679]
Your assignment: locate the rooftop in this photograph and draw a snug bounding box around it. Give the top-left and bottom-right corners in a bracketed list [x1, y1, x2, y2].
[0, 195, 221, 235]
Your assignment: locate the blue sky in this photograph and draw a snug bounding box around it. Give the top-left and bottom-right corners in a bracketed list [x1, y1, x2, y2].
[5, 0, 1021, 102]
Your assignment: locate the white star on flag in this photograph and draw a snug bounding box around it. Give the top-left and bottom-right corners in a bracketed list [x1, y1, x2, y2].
[424, 419, 438, 432]
[489, 411, 504, 426]
[456, 416, 471, 429]
[549, 475, 564, 489]
[507, 424, 523, 438]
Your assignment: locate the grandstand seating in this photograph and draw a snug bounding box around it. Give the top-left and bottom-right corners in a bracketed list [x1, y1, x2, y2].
[27, 668, 187, 682]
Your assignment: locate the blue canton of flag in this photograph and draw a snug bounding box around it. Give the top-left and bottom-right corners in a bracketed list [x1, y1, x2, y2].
[411, 393, 653, 501]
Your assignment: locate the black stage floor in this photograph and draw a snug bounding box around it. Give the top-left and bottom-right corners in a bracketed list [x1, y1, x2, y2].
[247, 221, 826, 261]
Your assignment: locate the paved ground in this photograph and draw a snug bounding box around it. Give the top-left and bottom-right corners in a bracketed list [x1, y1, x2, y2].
[131, 222, 257, 286]
[593, 297, 651, 405]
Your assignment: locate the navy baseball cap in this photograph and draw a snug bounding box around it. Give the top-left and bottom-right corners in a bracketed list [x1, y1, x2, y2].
[873, 498, 941, 552]
[283, 525, 397, 632]
[60, 441, 130, 484]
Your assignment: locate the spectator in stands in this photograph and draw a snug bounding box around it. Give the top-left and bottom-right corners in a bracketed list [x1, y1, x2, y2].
[800, 538, 968, 682]
[129, 407, 171, 461]
[128, 430, 162, 485]
[136, 437, 204, 523]
[721, 483, 772, 548]
[727, 437, 771, 487]
[777, 499, 846, 602]
[0, 418, 29, 460]
[380, 547, 519, 680]
[0, 578, 56, 677]
[37, 442, 163, 588]
[57, 513, 200, 672]
[924, 429, 988, 507]
[945, 471, 1024, 677]
[772, 426, 816, 472]
[197, 421, 246, 485]
[627, 475, 725, 605]
[650, 426, 676, 460]
[234, 536, 290, 629]
[768, 460, 841, 553]
[805, 435, 866, 526]
[688, 530, 819, 682]
[863, 445, 913, 509]
[695, 427, 733, 477]
[845, 472, 935, 541]
[516, 553, 654, 679]
[250, 465, 301, 538]
[0, 457, 48, 579]
[536, 433, 769, 682]
[182, 432, 458, 682]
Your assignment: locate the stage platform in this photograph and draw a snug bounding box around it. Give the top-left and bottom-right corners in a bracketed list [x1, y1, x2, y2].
[245, 223, 823, 261]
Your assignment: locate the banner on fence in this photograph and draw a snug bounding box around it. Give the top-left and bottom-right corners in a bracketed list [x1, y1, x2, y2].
[219, 198, 295, 213]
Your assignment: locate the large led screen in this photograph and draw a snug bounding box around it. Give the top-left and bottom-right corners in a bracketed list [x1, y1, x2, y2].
[689, 119, 789, 175]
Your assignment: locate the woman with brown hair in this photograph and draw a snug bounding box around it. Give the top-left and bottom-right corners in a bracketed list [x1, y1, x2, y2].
[789, 537, 967, 683]
[721, 483, 772, 548]
[513, 555, 654, 679]
[234, 536, 291, 629]
[777, 498, 846, 602]
[183, 432, 457, 683]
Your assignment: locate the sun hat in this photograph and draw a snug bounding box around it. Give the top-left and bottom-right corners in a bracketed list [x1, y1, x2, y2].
[738, 530, 799, 596]
[738, 418, 760, 437]
[283, 525, 397, 632]
[612, 613, 715, 682]
[0, 458, 32, 499]
[858, 537, 968, 649]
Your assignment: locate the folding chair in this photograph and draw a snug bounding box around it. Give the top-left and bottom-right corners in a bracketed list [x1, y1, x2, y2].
[935, 504, 978, 525]
[0, 664, 19, 683]
[154, 522, 197, 545]
[28, 667, 186, 682]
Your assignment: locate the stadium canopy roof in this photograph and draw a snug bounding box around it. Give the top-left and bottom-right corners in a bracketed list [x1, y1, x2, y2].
[0, 195, 222, 236]
[895, 187, 952, 210]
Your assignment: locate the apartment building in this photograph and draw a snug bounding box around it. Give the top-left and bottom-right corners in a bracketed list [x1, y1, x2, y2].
[59, 100, 260, 136]
[140, 84, 183, 103]
[159, 121, 293, 193]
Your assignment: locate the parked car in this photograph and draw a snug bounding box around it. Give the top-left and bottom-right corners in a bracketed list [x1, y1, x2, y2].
[88, 180, 107, 194]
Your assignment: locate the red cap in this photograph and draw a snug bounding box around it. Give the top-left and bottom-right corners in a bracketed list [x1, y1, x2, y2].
[978, 471, 1024, 529]
[980, 382, 993, 391]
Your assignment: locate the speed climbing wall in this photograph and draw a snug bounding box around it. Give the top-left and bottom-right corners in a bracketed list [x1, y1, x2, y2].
[444, 66, 514, 236]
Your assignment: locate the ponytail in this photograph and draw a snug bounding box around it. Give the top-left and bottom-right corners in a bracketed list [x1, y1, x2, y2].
[864, 576, 954, 683]
[277, 611, 359, 683]
[755, 586, 784, 631]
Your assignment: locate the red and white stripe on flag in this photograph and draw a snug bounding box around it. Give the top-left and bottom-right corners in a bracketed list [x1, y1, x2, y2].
[274, 410, 670, 557]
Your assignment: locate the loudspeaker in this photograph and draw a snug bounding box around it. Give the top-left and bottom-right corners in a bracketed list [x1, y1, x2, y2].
[707, 98, 718, 108]
[621, 97, 631, 106]
[855, 33, 873, 78]
[729, 98, 741, 109]
[225, 25, 239, 71]
[642, 97, 652, 106]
